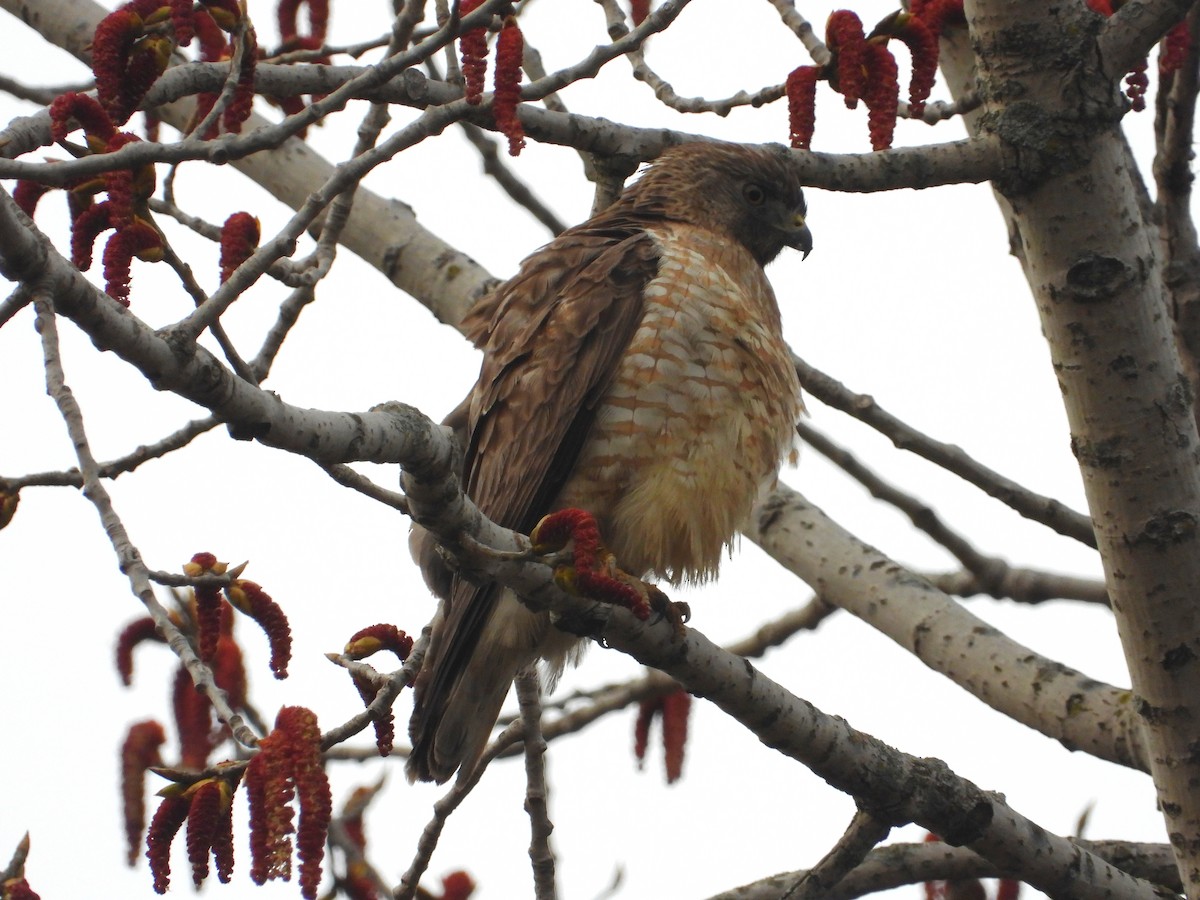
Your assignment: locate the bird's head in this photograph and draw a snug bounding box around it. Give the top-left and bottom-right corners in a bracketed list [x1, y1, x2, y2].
[619, 142, 812, 266]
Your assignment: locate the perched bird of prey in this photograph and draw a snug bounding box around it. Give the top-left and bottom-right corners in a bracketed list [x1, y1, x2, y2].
[407, 141, 811, 783]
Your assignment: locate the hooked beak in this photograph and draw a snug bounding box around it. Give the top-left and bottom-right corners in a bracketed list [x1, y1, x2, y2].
[785, 213, 812, 259]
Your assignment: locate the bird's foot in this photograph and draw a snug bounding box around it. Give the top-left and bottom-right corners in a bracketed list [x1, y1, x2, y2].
[649, 587, 690, 636]
[531, 508, 652, 620]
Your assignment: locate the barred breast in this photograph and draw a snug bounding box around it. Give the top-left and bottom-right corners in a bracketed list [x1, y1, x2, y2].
[553, 223, 802, 584]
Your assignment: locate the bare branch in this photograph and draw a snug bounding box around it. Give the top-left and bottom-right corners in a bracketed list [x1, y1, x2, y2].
[1100, 0, 1196, 78]
[589, 573, 1165, 898]
[394, 717, 526, 900]
[928, 567, 1110, 606]
[0, 281, 33, 328]
[707, 839, 1181, 900]
[793, 355, 1098, 547]
[595, 0, 786, 116]
[31, 291, 257, 749]
[797, 419, 1020, 584]
[1, 414, 219, 489]
[320, 464, 411, 513]
[456, 119, 567, 235]
[0, 73, 91, 105]
[517, 669, 559, 900]
[781, 810, 890, 900]
[762, 0, 830, 64]
[1154, 5, 1200, 425]
[797, 420, 1109, 605]
[745, 483, 1148, 772]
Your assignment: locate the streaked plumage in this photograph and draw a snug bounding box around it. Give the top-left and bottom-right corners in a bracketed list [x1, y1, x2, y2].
[407, 142, 811, 783]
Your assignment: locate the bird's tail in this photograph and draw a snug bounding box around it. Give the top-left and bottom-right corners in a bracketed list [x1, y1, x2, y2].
[406, 664, 518, 784]
[406, 593, 535, 784]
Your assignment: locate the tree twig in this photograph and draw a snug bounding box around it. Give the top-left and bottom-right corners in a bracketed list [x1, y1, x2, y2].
[706, 839, 1181, 900]
[796, 419, 1106, 604]
[793, 355, 1098, 547]
[31, 291, 258, 749]
[394, 717, 526, 899]
[517, 669, 559, 900]
[782, 809, 890, 900]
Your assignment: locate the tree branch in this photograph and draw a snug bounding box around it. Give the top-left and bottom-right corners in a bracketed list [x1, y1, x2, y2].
[707, 839, 1181, 900]
[745, 483, 1148, 772]
[1099, 0, 1197, 78]
[793, 355, 1098, 547]
[516, 669, 559, 900]
[781, 809, 891, 900]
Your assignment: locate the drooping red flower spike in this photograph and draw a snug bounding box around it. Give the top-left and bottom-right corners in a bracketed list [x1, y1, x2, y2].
[102, 217, 165, 306]
[115, 34, 173, 124]
[173, 664, 218, 769]
[1161, 21, 1192, 75]
[786, 65, 820, 150]
[226, 578, 292, 679]
[660, 688, 690, 782]
[245, 706, 332, 900]
[146, 772, 239, 894]
[171, 0, 196, 45]
[121, 720, 167, 865]
[350, 671, 395, 756]
[184, 552, 228, 663]
[530, 508, 652, 620]
[278, 0, 330, 45]
[213, 631, 249, 712]
[922, 832, 1015, 899]
[863, 40, 900, 150]
[223, 24, 259, 134]
[633, 687, 691, 783]
[115, 615, 165, 685]
[343, 625, 412, 755]
[909, 0, 966, 37]
[459, 0, 489, 105]
[146, 792, 190, 894]
[493, 16, 526, 155]
[826, 10, 868, 109]
[92, 7, 148, 122]
[48, 92, 117, 144]
[13, 181, 51, 218]
[71, 201, 115, 271]
[184, 777, 236, 886]
[875, 10, 938, 118]
[194, 7, 230, 59]
[219, 212, 260, 283]
[99, 132, 150, 230]
[629, 0, 650, 26]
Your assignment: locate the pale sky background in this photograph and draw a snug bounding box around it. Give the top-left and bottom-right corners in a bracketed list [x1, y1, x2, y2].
[0, 2, 1166, 899]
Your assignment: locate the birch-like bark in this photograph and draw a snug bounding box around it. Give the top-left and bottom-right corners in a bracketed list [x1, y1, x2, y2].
[962, 0, 1200, 891]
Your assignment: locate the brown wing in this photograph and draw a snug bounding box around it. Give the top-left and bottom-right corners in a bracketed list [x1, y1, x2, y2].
[409, 220, 661, 765]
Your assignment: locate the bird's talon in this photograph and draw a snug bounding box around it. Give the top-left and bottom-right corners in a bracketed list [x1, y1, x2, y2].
[647, 588, 689, 635]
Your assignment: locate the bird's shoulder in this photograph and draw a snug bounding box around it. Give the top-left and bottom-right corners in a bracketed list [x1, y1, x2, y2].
[460, 213, 663, 351]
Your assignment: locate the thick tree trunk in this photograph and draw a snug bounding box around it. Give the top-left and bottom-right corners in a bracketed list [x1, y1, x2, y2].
[963, 0, 1200, 892]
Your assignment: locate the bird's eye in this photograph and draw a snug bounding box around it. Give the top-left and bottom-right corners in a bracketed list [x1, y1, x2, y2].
[743, 183, 766, 206]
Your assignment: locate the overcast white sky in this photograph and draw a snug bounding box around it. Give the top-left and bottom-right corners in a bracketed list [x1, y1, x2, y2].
[0, 2, 1168, 899]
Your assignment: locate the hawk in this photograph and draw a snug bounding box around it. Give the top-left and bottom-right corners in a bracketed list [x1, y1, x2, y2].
[407, 142, 811, 783]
